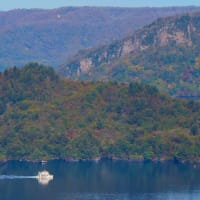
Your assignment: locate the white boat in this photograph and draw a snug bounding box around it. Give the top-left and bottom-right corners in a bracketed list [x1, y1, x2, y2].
[37, 170, 53, 179]
[36, 170, 53, 185]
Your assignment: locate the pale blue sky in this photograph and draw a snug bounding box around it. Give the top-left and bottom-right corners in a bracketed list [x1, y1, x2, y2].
[1, 0, 200, 11]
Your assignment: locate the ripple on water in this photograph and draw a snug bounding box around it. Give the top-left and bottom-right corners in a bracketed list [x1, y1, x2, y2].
[58, 193, 130, 200]
[58, 191, 200, 200]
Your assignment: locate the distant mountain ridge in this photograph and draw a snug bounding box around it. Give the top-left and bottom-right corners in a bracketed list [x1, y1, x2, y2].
[60, 12, 200, 96]
[1, 6, 200, 70]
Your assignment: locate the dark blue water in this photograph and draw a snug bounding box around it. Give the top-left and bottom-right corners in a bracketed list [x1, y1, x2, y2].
[0, 160, 200, 200]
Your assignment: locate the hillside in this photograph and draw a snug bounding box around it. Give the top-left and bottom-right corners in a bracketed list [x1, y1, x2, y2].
[0, 63, 200, 162]
[60, 12, 200, 96]
[1, 7, 200, 70]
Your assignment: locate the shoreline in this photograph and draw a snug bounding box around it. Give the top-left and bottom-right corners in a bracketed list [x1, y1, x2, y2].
[1, 157, 200, 165]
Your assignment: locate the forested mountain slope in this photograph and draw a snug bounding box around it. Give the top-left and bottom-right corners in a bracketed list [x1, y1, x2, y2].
[60, 12, 200, 96]
[1, 6, 200, 70]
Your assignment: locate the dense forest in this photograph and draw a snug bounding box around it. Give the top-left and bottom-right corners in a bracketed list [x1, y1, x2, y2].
[0, 63, 200, 162]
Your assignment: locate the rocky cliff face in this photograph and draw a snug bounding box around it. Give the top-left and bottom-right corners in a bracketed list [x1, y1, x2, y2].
[60, 13, 199, 78]
[60, 13, 200, 96]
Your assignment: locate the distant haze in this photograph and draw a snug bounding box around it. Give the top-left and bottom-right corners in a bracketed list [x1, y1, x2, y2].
[0, 0, 200, 10]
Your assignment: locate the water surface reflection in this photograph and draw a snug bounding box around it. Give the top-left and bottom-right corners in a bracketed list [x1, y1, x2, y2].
[0, 160, 200, 200]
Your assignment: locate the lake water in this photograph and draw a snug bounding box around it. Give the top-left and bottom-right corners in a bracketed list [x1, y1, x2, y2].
[0, 160, 200, 200]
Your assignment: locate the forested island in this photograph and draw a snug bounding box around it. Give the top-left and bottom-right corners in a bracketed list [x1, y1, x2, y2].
[0, 63, 199, 162]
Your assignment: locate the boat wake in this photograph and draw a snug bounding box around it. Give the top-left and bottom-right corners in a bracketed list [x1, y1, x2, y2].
[0, 175, 37, 179]
[0, 171, 53, 185]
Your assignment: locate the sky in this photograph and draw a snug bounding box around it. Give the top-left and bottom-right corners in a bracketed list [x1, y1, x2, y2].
[0, 0, 200, 11]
